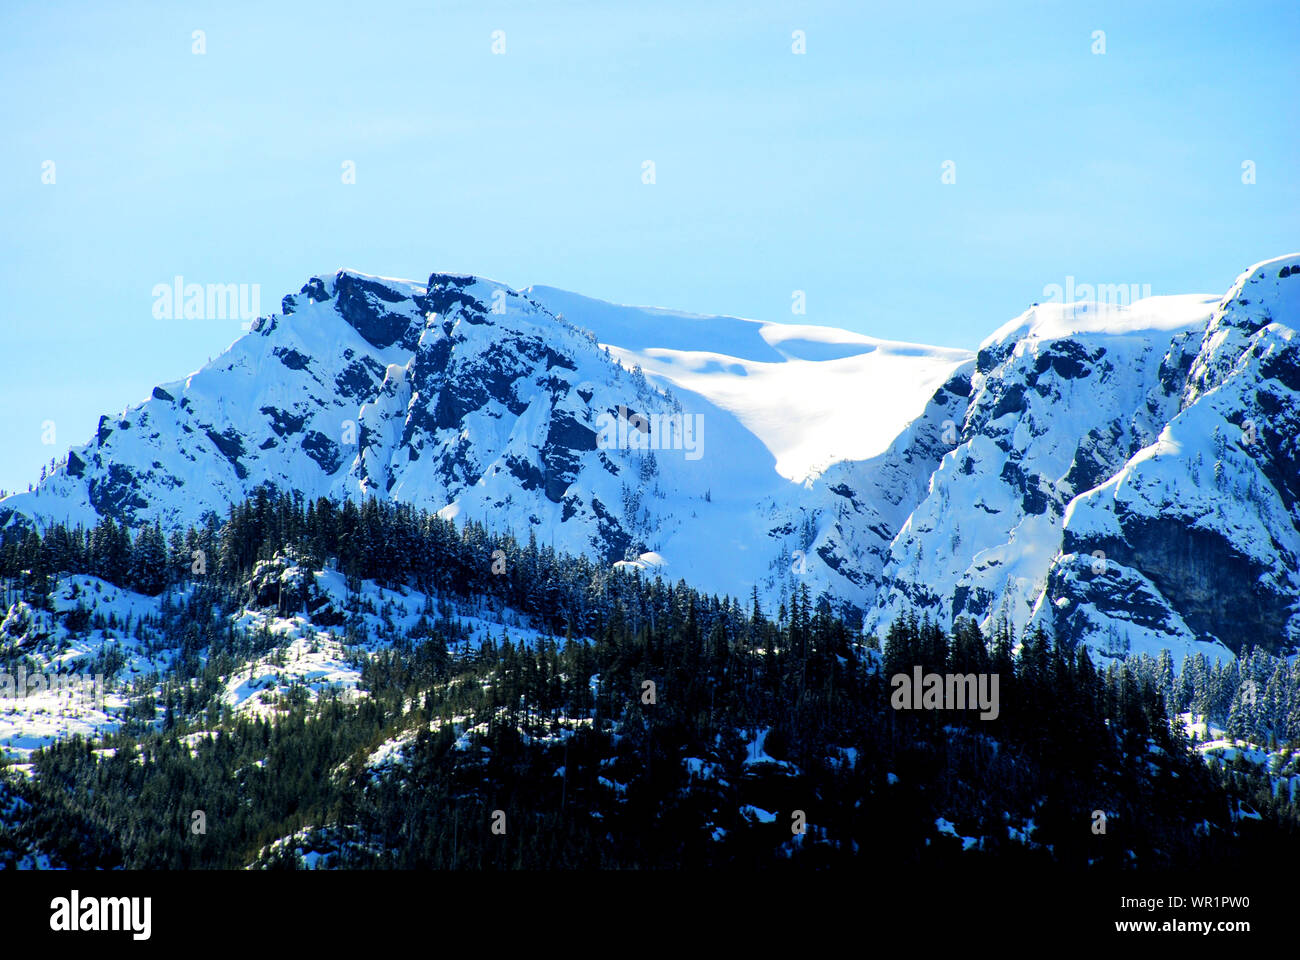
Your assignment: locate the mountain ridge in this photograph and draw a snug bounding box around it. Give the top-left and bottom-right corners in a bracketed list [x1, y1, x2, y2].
[5, 253, 1299, 660]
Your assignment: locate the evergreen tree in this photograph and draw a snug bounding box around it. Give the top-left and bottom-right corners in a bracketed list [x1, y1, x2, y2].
[130, 521, 169, 596]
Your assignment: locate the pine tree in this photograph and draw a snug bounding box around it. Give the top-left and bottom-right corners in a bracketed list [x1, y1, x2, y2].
[1155, 648, 1175, 713]
[130, 521, 168, 596]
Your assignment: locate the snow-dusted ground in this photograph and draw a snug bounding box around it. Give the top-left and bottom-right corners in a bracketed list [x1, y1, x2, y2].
[1180, 712, 1300, 808]
[0, 576, 167, 763]
[0, 691, 125, 768]
[0, 567, 557, 762]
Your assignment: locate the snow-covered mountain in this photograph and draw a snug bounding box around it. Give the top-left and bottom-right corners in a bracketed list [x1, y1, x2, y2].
[861, 254, 1300, 660]
[5, 254, 1299, 659]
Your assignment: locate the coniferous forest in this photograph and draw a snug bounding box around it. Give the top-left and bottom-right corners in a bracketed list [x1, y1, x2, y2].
[1, 488, 1298, 870]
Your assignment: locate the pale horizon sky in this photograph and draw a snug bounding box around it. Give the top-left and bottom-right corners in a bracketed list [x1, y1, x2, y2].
[1, 0, 1297, 492]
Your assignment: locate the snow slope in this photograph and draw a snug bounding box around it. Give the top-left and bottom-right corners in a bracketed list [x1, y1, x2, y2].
[526, 286, 972, 482]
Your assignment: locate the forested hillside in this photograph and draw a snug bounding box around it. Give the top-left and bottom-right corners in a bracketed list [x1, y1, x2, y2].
[2, 490, 1297, 869]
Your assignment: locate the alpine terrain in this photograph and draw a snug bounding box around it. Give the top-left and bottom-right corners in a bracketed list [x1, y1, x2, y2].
[1, 254, 1298, 872]
[6, 254, 1299, 662]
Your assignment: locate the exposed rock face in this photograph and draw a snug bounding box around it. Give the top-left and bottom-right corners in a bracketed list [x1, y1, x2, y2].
[247, 551, 346, 626]
[1041, 257, 1300, 656]
[0, 269, 684, 583]
[864, 293, 1203, 644]
[860, 255, 1300, 658]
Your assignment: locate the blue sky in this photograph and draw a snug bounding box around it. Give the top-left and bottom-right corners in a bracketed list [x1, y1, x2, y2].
[1, 0, 1297, 492]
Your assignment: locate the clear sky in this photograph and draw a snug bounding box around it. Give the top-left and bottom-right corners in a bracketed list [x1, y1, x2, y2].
[1, 0, 1297, 493]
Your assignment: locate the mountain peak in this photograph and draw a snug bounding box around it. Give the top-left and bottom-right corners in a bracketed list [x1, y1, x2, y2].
[979, 294, 1218, 355]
